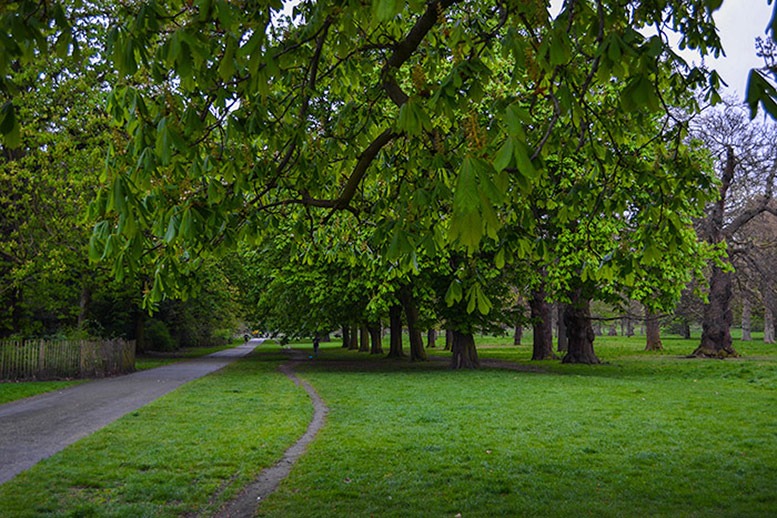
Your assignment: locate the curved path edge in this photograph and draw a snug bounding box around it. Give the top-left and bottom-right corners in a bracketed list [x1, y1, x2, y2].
[214, 349, 328, 518]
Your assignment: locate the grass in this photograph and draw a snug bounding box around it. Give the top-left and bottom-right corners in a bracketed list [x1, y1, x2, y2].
[0, 346, 310, 518]
[2, 334, 776, 517]
[0, 380, 85, 406]
[255, 333, 777, 517]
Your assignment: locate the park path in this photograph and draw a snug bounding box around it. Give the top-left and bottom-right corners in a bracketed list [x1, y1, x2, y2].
[214, 348, 328, 518]
[0, 340, 262, 485]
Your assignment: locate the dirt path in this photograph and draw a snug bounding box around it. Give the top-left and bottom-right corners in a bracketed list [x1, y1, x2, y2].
[0, 340, 261, 485]
[214, 349, 328, 518]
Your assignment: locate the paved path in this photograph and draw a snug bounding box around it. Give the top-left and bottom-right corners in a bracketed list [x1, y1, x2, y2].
[0, 340, 262, 485]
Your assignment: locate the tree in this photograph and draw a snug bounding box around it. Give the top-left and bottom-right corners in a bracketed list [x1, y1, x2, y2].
[689, 104, 777, 358]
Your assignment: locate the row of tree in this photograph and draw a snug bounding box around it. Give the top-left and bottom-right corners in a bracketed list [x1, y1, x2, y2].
[1, 1, 776, 367]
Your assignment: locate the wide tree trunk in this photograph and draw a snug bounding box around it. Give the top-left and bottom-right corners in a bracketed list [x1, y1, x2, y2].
[348, 325, 359, 350]
[342, 326, 350, 348]
[427, 329, 436, 348]
[692, 265, 739, 357]
[444, 329, 452, 351]
[561, 290, 599, 364]
[741, 297, 752, 341]
[765, 303, 775, 344]
[359, 325, 370, 352]
[450, 330, 479, 369]
[557, 303, 568, 352]
[399, 290, 427, 361]
[386, 304, 405, 358]
[530, 288, 556, 360]
[369, 323, 384, 354]
[645, 308, 663, 351]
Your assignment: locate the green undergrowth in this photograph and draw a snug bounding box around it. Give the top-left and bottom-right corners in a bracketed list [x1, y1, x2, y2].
[0, 380, 85, 406]
[0, 346, 310, 518]
[255, 337, 777, 517]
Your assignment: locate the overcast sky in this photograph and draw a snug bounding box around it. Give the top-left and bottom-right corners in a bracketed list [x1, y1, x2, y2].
[686, 2, 774, 98]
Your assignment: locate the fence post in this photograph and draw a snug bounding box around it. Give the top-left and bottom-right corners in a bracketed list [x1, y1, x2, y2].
[38, 339, 45, 377]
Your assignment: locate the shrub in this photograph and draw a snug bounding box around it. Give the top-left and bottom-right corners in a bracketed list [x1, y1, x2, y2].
[144, 319, 176, 351]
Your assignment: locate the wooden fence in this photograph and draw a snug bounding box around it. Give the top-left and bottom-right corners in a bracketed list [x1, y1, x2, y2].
[0, 339, 136, 381]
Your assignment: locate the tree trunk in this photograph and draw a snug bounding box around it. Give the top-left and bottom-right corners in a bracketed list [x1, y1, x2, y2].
[386, 304, 405, 358]
[444, 329, 452, 351]
[450, 330, 479, 369]
[626, 316, 635, 337]
[765, 303, 775, 344]
[608, 323, 617, 336]
[530, 288, 556, 360]
[681, 322, 691, 339]
[561, 290, 599, 364]
[320, 333, 331, 342]
[427, 329, 436, 348]
[134, 310, 146, 354]
[348, 325, 359, 350]
[359, 325, 370, 352]
[692, 264, 739, 357]
[557, 303, 568, 352]
[342, 326, 350, 348]
[513, 323, 522, 345]
[741, 297, 752, 341]
[645, 308, 663, 351]
[369, 322, 383, 354]
[399, 290, 427, 361]
[77, 282, 90, 330]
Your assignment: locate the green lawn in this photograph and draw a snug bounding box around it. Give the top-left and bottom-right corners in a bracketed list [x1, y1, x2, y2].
[134, 341, 244, 370]
[0, 346, 310, 518]
[0, 380, 85, 406]
[2, 334, 776, 517]
[257, 333, 777, 517]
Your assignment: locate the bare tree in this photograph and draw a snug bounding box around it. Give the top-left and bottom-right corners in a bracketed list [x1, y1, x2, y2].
[690, 103, 777, 357]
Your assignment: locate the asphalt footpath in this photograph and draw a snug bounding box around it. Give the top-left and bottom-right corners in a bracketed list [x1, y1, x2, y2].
[0, 340, 262, 485]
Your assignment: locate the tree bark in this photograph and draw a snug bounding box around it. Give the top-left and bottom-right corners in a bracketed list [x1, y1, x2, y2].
[692, 264, 739, 357]
[530, 288, 556, 360]
[348, 325, 359, 350]
[320, 333, 331, 342]
[645, 308, 663, 351]
[608, 323, 617, 336]
[427, 328, 436, 348]
[399, 290, 427, 361]
[386, 304, 405, 358]
[342, 326, 350, 348]
[681, 322, 691, 339]
[765, 302, 775, 344]
[741, 297, 752, 341]
[450, 330, 479, 369]
[557, 303, 568, 352]
[693, 147, 739, 358]
[561, 290, 599, 364]
[369, 322, 383, 354]
[359, 325, 370, 352]
[134, 310, 146, 354]
[77, 282, 90, 330]
[444, 328, 452, 350]
[513, 323, 522, 345]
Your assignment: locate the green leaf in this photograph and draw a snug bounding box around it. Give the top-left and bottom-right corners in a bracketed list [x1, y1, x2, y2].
[444, 280, 463, 306]
[493, 139, 513, 172]
[495, 248, 505, 269]
[513, 140, 537, 180]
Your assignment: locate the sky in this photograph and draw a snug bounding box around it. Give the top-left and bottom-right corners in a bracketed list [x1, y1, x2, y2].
[686, 1, 774, 98]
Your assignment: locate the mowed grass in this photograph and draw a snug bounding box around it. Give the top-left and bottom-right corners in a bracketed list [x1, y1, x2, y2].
[256, 333, 777, 517]
[0, 380, 85, 406]
[134, 341, 245, 370]
[0, 346, 310, 518]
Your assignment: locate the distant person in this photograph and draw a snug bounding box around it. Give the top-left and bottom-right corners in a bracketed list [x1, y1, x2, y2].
[244, 333, 250, 343]
[313, 336, 320, 357]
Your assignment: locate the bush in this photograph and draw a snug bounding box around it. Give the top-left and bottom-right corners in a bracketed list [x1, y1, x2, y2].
[144, 319, 176, 351]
